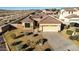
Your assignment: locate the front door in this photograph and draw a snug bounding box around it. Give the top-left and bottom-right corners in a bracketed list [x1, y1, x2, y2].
[33, 20, 39, 29]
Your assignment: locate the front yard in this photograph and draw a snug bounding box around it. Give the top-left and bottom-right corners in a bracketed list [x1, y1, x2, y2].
[59, 27, 79, 46]
[3, 28, 52, 51]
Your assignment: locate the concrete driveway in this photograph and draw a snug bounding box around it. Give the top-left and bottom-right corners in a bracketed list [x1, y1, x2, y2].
[42, 32, 79, 51]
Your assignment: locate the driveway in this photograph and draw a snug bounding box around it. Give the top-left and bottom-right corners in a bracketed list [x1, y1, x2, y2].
[42, 32, 79, 51]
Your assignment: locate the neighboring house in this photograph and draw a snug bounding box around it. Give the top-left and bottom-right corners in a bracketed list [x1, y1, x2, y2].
[22, 14, 61, 32]
[59, 8, 79, 25]
[0, 24, 17, 35]
[42, 9, 54, 15]
[42, 9, 59, 15]
[65, 14, 79, 26]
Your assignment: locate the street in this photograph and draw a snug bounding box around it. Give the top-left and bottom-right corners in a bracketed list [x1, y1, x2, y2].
[42, 32, 79, 51]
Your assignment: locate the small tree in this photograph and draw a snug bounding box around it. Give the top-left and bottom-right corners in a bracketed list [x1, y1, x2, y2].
[10, 33, 16, 39]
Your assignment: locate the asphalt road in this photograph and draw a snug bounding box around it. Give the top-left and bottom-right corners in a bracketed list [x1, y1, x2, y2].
[42, 32, 79, 51]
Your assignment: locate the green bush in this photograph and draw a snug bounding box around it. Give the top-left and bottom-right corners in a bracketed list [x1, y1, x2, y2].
[75, 28, 79, 32]
[66, 30, 73, 35]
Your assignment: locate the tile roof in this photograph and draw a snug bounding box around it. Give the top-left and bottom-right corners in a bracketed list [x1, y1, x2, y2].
[23, 17, 33, 23]
[63, 7, 77, 12]
[40, 16, 61, 24]
[65, 14, 79, 18]
[23, 13, 61, 24]
[31, 13, 48, 22]
[31, 14, 43, 18]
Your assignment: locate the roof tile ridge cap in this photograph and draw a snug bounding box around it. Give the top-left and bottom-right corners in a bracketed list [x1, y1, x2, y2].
[49, 15, 57, 20]
[49, 15, 62, 23]
[42, 15, 49, 20]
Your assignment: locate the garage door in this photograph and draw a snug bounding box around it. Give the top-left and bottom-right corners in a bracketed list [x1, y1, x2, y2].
[43, 25, 60, 32]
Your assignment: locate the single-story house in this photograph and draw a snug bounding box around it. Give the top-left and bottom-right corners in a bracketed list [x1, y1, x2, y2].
[22, 14, 61, 32]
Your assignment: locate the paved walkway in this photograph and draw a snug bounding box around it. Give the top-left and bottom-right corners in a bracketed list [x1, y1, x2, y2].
[42, 32, 79, 51]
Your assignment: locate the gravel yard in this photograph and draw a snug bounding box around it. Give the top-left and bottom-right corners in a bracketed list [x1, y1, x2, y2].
[3, 29, 52, 51]
[0, 36, 7, 51]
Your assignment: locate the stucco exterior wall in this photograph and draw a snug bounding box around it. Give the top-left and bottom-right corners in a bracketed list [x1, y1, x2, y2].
[23, 22, 33, 31]
[59, 9, 70, 19]
[0, 27, 2, 32]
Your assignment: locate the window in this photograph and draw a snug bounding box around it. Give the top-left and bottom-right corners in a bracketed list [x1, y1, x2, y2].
[25, 23, 30, 28]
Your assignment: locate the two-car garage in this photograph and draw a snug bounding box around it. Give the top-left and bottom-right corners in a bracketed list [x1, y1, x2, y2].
[42, 25, 61, 32]
[39, 24, 61, 32]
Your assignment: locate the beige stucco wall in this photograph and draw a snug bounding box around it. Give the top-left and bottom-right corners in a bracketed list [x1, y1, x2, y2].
[22, 22, 33, 30]
[0, 27, 2, 32]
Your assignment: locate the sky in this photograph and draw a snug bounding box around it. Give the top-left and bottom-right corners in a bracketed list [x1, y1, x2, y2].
[0, 0, 78, 10]
[0, 0, 79, 7]
[0, 7, 63, 10]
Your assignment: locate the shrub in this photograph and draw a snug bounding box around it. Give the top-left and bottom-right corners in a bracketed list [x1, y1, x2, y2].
[36, 39, 43, 45]
[42, 38, 48, 44]
[27, 32, 33, 35]
[10, 33, 16, 39]
[11, 41, 22, 46]
[25, 48, 34, 51]
[66, 30, 73, 35]
[75, 28, 79, 32]
[69, 35, 78, 40]
[22, 44, 28, 49]
[45, 48, 51, 51]
[19, 44, 28, 50]
[33, 34, 38, 37]
[15, 34, 24, 39]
